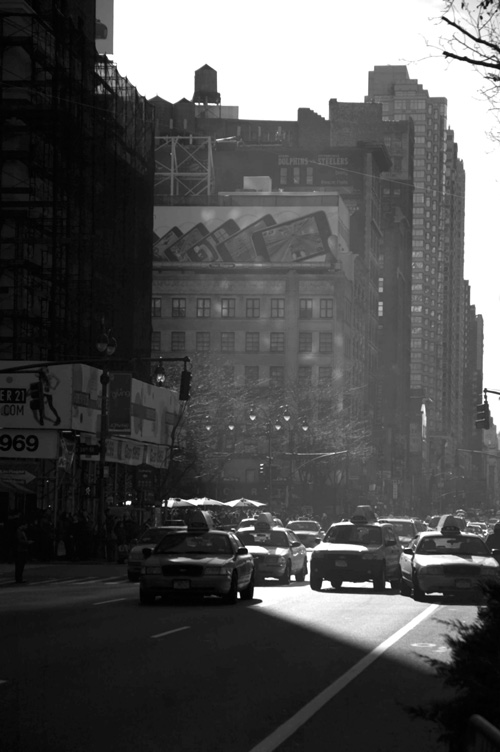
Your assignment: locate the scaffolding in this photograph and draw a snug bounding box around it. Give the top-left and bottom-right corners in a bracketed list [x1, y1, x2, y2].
[0, 3, 155, 363]
[154, 135, 215, 204]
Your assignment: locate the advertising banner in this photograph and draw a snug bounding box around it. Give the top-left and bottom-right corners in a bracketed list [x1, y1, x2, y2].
[0, 364, 72, 429]
[153, 203, 347, 265]
[108, 372, 132, 433]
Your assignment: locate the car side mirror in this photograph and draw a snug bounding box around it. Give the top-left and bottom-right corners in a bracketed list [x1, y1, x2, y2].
[142, 548, 152, 559]
[402, 547, 413, 555]
[291, 540, 301, 548]
[236, 546, 248, 556]
[491, 548, 500, 563]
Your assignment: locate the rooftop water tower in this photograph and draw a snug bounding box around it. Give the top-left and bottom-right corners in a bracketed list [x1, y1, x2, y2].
[192, 64, 221, 118]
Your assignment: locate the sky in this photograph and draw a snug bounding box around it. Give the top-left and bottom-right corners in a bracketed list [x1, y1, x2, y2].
[111, 0, 500, 424]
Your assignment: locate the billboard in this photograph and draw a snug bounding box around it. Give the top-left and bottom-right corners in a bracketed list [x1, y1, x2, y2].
[153, 203, 346, 265]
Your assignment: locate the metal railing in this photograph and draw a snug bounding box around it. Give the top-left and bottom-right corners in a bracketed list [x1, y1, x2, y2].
[466, 715, 500, 751]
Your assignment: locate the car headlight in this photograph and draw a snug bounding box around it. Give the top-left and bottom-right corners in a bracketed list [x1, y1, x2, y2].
[204, 566, 232, 575]
[480, 567, 499, 576]
[142, 566, 161, 575]
[422, 566, 442, 575]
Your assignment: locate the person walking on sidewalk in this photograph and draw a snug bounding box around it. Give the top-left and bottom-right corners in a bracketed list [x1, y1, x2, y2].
[14, 522, 32, 583]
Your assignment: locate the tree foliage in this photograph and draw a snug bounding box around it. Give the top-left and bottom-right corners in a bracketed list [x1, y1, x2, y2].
[441, 1, 500, 133]
[408, 578, 500, 751]
[158, 353, 374, 500]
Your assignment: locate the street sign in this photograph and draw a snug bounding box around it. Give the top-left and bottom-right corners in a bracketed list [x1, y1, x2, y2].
[78, 444, 100, 456]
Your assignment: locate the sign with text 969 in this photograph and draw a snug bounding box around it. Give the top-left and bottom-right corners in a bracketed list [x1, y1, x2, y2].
[0, 430, 58, 459]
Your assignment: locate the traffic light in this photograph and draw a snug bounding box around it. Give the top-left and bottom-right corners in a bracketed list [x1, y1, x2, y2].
[179, 370, 192, 401]
[259, 462, 265, 477]
[29, 380, 45, 421]
[475, 400, 490, 430]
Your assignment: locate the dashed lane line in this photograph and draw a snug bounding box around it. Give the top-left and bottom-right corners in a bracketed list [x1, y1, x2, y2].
[151, 626, 191, 639]
[93, 598, 127, 605]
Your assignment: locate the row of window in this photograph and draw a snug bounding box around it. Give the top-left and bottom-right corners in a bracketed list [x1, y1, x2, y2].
[192, 364, 334, 387]
[151, 297, 335, 319]
[152, 330, 335, 353]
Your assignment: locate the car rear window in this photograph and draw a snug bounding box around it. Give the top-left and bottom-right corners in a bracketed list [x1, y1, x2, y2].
[156, 532, 233, 555]
[325, 525, 382, 546]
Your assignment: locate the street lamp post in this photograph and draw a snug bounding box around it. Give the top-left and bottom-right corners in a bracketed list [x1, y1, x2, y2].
[248, 404, 308, 509]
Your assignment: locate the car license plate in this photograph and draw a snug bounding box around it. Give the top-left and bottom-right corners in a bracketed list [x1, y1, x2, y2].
[173, 580, 190, 589]
[335, 560, 347, 567]
[456, 579, 471, 589]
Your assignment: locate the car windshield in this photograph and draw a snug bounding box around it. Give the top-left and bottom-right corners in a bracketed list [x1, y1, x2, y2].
[155, 532, 233, 555]
[325, 525, 382, 546]
[416, 535, 490, 556]
[288, 521, 319, 532]
[139, 529, 176, 545]
[251, 531, 290, 548]
[381, 521, 415, 538]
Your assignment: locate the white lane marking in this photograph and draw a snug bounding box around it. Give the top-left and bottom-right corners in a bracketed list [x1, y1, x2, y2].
[151, 626, 191, 640]
[249, 603, 440, 752]
[93, 598, 127, 605]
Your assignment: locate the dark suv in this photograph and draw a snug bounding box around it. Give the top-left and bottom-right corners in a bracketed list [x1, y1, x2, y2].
[310, 509, 402, 592]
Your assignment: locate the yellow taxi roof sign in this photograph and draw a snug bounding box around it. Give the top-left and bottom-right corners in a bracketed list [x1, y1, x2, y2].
[255, 512, 274, 533]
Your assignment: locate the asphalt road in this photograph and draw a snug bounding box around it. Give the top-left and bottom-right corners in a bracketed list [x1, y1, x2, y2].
[0, 560, 479, 752]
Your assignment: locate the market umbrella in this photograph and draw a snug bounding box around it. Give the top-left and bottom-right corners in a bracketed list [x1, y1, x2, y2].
[165, 498, 198, 508]
[188, 497, 226, 507]
[225, 498, 267, 509]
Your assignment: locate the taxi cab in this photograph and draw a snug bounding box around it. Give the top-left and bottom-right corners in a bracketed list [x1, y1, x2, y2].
[139, 511, 254, 605]
[127, 524, 186, 581]
[310, 506, 402, 591]
[237, 513, 308, 584]
[400, 514, 500, 601]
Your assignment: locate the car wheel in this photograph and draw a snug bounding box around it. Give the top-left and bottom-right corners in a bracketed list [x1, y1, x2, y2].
[310, 573, 322, 591]
[412, 574, 426, 602]
[400, 578, 411, 597]
[279, 562, 291, 585]
[373, 564, 386, 591]
[330, 579, 343, 589]
[240, 573, 255, 601]
[295, 560, 308, 582]
[139, 589, 155, 605]
[224, 573, 238, 604]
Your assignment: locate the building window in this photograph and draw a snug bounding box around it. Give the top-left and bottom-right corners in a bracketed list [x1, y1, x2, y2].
[245, 366, 259, 385]
[319, 366, 332, 385]
[319, 332, 333, 353]
[246, 298, 260, 318]
[270, 332, 285, 352]
[171, 331, 185, 351]
[378, 301, 384, 317]
[271, 299, 285, 318]
[299, 332, 313, 352]
[245, 332, 260, 352]
[221, 332, 235, 352]
[320, 299, 333, 318]
[197, 298, 211, 317]
[269, 366, 284, 388]
[152, 297, 162, 317]
[298, 366, 312, 385]
[196, 332, 210, 351]
[299, 299, 313, 319]
[172, 298, 186, 318]
[221, 298, 235, 318]
[151, 332, 161, 352]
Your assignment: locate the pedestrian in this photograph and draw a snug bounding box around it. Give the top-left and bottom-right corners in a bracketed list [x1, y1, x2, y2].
[486, 522, 500, 552]
[14, 522, 33, 584]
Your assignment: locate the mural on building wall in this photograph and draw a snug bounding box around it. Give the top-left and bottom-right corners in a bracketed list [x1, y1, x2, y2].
[153, 205, 343, 264]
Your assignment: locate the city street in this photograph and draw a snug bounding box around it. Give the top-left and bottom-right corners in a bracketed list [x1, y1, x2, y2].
[0, 560, 478, 752]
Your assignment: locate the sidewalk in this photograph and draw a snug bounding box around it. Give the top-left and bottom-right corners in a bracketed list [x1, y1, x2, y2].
[0, 558, 114, 576]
